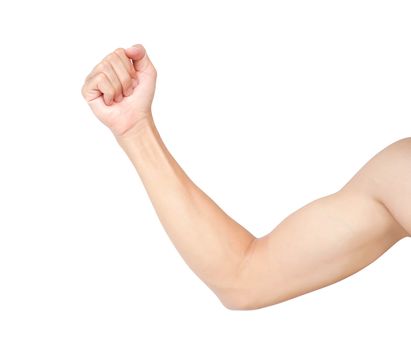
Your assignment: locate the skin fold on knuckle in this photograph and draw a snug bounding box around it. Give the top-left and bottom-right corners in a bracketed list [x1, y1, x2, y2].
[114, 47, 133, 75]
[110, 53, 132, 93]
[117, 76, 131, 95]
[114, 47, 124, 56]
[95, 73, 113, 104]
[95, 72, 107, 89]
[123, 77, 133, 93]
[104, 60, 123, 95]
[112, 48, 136, 77]
[97, 61, 108, 73]
[105, 69, 122, 99]
[105, 88, 114, 104]
[81, 73, 99, 100]
[124, 56, 137, 77]
[112, 80, 123, 99]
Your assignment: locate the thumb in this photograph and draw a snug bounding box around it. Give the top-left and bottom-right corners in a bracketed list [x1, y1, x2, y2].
[125, 44, 155, 73]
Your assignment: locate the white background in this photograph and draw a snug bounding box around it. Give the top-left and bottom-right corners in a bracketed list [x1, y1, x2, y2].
[1, 0, 410, 349]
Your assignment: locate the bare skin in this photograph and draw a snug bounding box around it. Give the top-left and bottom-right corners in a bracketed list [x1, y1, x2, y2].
[81, 44, 411, 310]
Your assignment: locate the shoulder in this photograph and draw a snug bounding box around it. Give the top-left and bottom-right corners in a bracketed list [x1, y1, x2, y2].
[341, 137, 411, 238]
[378, 137, 411, 158]
[342, 137, 411, 193]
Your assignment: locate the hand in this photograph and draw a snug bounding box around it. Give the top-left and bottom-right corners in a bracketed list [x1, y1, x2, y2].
[81, 44, 157, 137]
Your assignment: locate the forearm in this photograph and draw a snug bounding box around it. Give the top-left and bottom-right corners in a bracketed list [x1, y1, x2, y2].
[115, 115, 256, 299]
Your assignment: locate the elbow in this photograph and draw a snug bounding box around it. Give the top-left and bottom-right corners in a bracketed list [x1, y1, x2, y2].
[218, 289, 262, 311]
[222, 298, 258, 311]
[216, 238, 276, 311]
[217, 241, 266, 311]
[219, 290, 285, 311]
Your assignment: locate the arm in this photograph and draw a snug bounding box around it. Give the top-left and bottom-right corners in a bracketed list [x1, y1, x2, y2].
[81, 44, 410, 310]
[115, 116, 255, 300]
[81, 44, 255, 305]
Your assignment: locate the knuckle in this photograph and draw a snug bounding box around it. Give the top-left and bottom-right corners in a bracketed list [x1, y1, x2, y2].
[122, 79, 132, 91]
[107, 87, 115, 99]
[113, 80, 122, 91]
[119, 74, 131, 85]
[114, 84, 123, 95]
[95, 72, 105, 84]
[104, 51, 113, 60]
[107, 52, 117, 61]
[110, 53, 121, 64]
[96, 61, 107, 72]
[101, 58, 113, 69]
[114, 47, 125, 56]
[105, 57, 114, 66]
[86, 72, 93, 82]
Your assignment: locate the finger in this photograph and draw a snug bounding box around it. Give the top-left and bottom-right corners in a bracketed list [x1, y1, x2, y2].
[83, 72, 115, 106]
[108, 51, 135, 97]
[99, 59, 124, 102]
[114, 48, 137, 79]
[96, 72, 116, 105]
[125, 44, 156, 75]
[84, 47, 136, 84]
[84, 58, 108, 83]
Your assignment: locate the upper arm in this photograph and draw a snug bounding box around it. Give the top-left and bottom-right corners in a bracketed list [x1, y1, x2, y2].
[343, 137, 411, 236]
[232, 138, 410, 310]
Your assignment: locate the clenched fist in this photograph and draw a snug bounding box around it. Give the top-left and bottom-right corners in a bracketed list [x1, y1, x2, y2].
[81, 44, 157, 137]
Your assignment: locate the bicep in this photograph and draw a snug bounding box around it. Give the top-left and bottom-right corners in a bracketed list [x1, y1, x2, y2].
[236, 188, 406, 309]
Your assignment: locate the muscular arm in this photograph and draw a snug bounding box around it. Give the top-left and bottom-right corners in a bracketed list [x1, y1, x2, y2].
[117, 118, 410, 310]
[82, 44, 410, 310]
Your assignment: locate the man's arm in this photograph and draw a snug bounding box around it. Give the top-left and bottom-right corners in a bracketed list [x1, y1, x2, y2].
[81, 44, 256, 307]
[117, 118, 410, 311]
[81, 44, 410, 310]
[115, 116, 256, 305]
[232, 137, 411, 310]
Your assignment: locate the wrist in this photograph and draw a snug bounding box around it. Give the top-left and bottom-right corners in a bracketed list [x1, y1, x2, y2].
[114, 111, 165, 170]
[114, 112, 155, 143]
